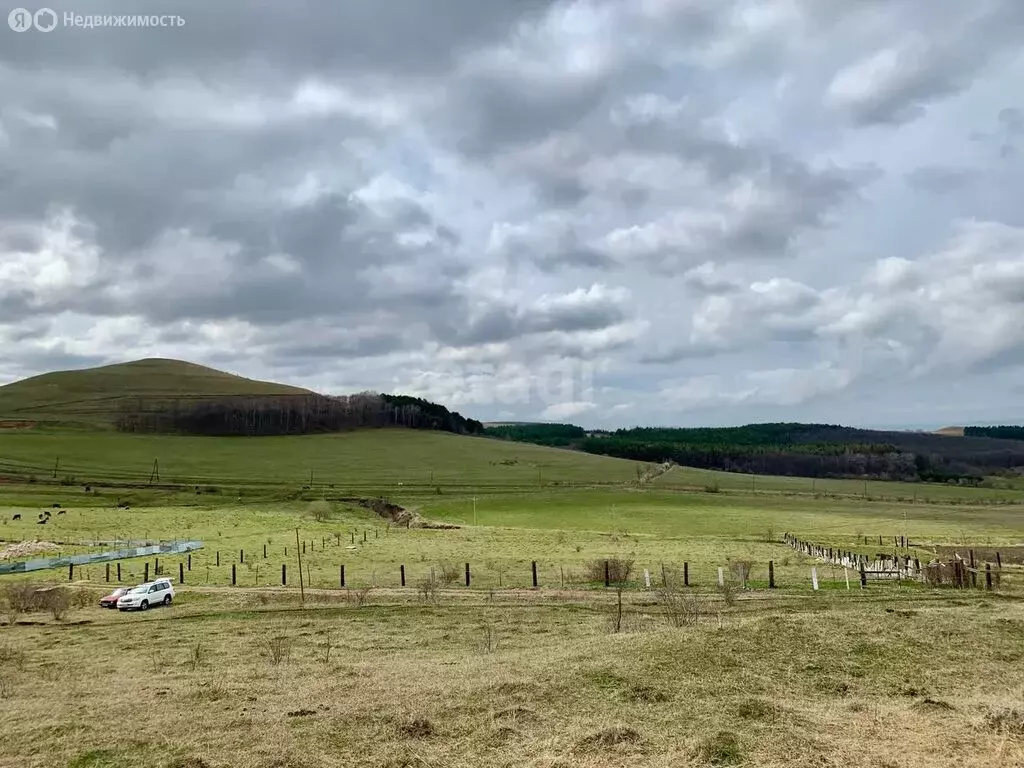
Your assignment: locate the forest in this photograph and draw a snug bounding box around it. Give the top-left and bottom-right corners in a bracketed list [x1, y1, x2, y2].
[484, 422, 1024, 482]
[965, 425, 1024, 440]
[114, 392, 484, 437]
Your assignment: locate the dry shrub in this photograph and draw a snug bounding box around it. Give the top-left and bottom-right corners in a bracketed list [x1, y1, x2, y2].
[416, 575, 438, 604]
[586, 558, 634, 584]
[1, 582, 42, 623]
[718, 580, 737, 607]
[659, 583, 700, 627]
[43, 588, 72, 621]
[694, 730, 743, 765]
[263, 636, 292, 666]
[436, 562, 461, 585]
[729, 560, 754, 587]
[308, 500, 331, 522]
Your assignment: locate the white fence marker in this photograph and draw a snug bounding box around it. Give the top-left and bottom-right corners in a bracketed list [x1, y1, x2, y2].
[844, 567, 850, 590]
[643, 568, 651, 588]
[717, 567, 725, 587]
[811, 567, 819, 591]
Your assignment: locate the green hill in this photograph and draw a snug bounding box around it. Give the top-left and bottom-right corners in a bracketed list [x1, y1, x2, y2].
[0, 358, 312, 427]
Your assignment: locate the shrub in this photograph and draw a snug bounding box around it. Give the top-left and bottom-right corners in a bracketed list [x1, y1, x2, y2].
[704, 482, 721, 493]
[309, 500, 331, 522]
[263, 636, 292, 666]
[437, 562, 461, 585]
[586, 558, 634, 585]
[659, 583, 700, 627]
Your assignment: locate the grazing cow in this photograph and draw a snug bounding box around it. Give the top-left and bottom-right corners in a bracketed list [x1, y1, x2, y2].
[52, 503, 61, 508]
[37, 518, 47, 525]
[12, 514, 20, 520]
[57, 510, 66, 515]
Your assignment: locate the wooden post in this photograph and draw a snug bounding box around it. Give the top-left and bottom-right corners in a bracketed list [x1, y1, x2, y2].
[68, 563, 74, 581]
[683, 562, 689, 587]
[155, 557, 159, 575]
[263, 544, 267, 558]
[105, 562, 110, 582]
[878, 535, 882, 546]
[996, 552, 1002, 569]
[231, 564, 236, 586]
[363, 530, 367, 543]
[465, 562, 471, 587]
[282, 563, 287, 585]
[811, 567, 819, 591]
[400, 564, 405, 587]
[295, 528, 305, 606]
[985, 563, 992, 590]
[350, 531, 355, 544]
[604, 560, 610, 588]
[859, 562, 866, 588]
[188, 553, 192, 571]
[768, 560, 775, 589]
[179, 562, 184, 584]
[661, 563, 667, 587]
[969, 550, 977, 588]
[117, 563, 121, 582]
[531, 561, 538, 588]
[216, 551, 220, 567]
[144, 562, 149, 582]
[302, 541, 306, 554]
[340, 564, 345, 588]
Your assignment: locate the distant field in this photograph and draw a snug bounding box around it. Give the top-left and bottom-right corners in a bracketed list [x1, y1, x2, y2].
[0, 428, 643, 489]
[651, 463, 1024, 501]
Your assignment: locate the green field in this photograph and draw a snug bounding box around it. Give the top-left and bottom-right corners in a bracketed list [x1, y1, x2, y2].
[1, 368, 1023, 767]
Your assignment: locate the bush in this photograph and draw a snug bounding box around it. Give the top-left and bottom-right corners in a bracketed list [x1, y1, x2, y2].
[1, 583, 43, 623]
[309, 500, 331, 522]
[659, 583, 700, 627]
[262, 636, 292, 666]
[586, 558, 634, 584]
[437, 562, 461, 585]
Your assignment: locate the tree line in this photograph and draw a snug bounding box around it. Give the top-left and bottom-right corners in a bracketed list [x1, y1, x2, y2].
[484, 422, 1024, 482]
[965, 425, 1024, 440]
[114, 392, 484, 437]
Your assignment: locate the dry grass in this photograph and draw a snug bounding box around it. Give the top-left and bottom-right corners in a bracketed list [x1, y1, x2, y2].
[0, 589, 1022, 767]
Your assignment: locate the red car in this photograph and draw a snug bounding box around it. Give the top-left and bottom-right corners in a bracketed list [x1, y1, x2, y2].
[99, 587, 130, 608]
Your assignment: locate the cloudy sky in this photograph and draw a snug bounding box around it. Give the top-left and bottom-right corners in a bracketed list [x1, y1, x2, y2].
[1, 0, 1023, 429]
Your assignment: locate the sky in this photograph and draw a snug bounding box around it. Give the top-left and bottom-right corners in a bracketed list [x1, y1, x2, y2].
[1, 0, 1023, 429]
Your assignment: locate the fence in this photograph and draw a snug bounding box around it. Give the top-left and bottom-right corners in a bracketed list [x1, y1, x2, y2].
[783, 534, 1007, 589]
[0, 540, 203, 575]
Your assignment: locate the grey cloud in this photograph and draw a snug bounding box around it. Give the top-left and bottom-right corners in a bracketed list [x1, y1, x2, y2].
[905, 166, 978, 193]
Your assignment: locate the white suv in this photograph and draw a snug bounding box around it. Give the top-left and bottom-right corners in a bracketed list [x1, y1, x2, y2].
[117, 578, 175, 611]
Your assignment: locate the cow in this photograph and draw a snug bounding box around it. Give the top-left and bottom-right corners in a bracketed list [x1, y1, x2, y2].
[52, 503, 61, 508]
[11, 514, 20, 520]
[57, 510, 66, 515]
[37, 518, 47, 525]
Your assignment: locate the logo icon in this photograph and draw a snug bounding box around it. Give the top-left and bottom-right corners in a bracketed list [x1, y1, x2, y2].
[34, 7, 56, 31]
[8, 7, 31, 31]
[8, 7, 57, 31]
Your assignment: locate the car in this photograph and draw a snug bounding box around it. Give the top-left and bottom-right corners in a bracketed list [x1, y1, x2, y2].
[99, 586, 131, 608]
[116, 578, 175, 611]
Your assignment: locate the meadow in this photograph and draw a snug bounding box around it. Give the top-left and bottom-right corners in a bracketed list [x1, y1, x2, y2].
[1, 426, 1023, 767]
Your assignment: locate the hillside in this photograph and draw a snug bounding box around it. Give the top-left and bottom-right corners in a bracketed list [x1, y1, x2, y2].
[0, 359, 483, 437]
[0, 358, 312, 427]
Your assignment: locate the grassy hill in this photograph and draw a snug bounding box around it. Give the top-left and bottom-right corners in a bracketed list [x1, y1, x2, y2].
[0, 358, 310, 427]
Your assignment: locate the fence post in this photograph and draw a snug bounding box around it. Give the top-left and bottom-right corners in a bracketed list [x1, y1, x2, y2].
[351, 531, 355, 544]
[216, 551, 220, 567]
[363, 531, 367, 543]
[69, 563, 74, 581]
[985, 563, 993, 590]
[179, 562, 184, 584]
[859, 563, 866, 588]
[400, 564, 406, 587]
[996, 551, 1002, 569]
[604, 560, 610, 588]
[683, 562, 689, 587]
[969, 550, 977, 588]
[465, 562, 470, 587]
[340, 564, 345, 588]
[768, 560, 775, 589]
[117, 563, 121, 582]
[231, 564, 236, 586]
[282, 563, 287, 585]
[302, 541, 306, 554]
[105, 562, 110, 582]
[155, 557, 159, 575]
[811, 567, 819, 591]
[531, 561, 538, 588]
[188, 554, 192, 571]
[263, 544, 267, 559]
[717, 567, 725, 588]
[144, 563, 149, 582]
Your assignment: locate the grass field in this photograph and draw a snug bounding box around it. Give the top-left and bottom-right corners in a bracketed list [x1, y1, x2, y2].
[1, 418, 1023, 767]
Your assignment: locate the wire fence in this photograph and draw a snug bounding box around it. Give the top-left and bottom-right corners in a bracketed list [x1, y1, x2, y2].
[0, 540, 203, 575]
